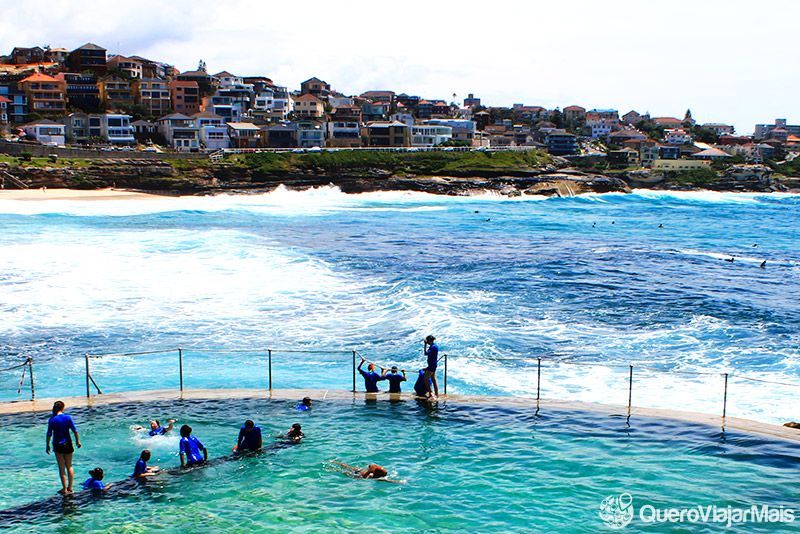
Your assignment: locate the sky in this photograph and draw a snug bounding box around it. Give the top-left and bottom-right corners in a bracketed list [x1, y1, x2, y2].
[1, 0, 798, 135]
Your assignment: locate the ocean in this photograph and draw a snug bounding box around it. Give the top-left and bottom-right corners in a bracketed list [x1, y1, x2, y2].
[1, 187, 798, 424]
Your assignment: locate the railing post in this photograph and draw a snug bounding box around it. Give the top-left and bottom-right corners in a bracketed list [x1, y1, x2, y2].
[352, 350, 357, 393]
[178, 348, 184, 392]
[627, 365, 633, 414]
[536, 358, 541, 401]
[28, 357, 35, 400]
[722, 373, 729, 419]
[444, 354, 448, 395]
[268, 349, 273, 391]
[85, 353, 91, 399]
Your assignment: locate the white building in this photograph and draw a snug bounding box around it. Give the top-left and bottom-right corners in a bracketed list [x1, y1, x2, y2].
[425, 118, 476, 142]
[702, 123, 735, 136]
[104, 113, 135, 144]
[214, 71, 244, 89]
[664, 128, 692, 145]
[157, 113, 200, 152]
[389, 112, 415, 127]
[412, 124, 453, 146]
[193, 111, 230, 150]
[22, 119, 66, 146]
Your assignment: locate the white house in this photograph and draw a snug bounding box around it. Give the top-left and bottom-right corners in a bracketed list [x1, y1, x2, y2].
[389, 112, 415, 127]
[296, 120, 326, 148]
[214, 71, 244, 89]
[22, 119, 66, 146]
[664, 128, 692, 145]
[412, 124, 453, 146]
[193, 111, 229, 150]
[157, 113, 200, 152]
[425, 118, 476, 142]
[103, 113, 135, 144]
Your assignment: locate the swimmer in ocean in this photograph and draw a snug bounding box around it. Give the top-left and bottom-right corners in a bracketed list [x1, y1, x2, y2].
[296, 397, 313, 411]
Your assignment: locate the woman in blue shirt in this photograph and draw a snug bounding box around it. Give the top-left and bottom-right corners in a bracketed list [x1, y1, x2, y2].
[45, 400, 82, 495]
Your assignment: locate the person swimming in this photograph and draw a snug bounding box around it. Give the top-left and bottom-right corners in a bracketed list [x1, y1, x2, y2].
[178, 425, 208, 468]
[82, 467, 107, 492]
[46, 400, 82, 495]
[280, 423, 304, 443]
[358, 358, 385, 393]
[330, 461, 401, 483]
[233, 420, 263, 453]
[132, 450, 158, 480]
[143, 419, 175, 436]
[296, 397, 313, 411]
[382, 366, 407, 393]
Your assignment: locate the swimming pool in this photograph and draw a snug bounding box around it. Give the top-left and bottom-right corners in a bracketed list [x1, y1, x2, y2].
[2, 395, 798, 531]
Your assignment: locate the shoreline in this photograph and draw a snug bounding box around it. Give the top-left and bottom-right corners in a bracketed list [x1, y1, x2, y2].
[0, 188, 170, 201]
[0, 185, 796, 202]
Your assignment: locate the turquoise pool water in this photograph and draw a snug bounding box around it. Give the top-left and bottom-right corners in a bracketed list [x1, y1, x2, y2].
[1, 397, 798, 531]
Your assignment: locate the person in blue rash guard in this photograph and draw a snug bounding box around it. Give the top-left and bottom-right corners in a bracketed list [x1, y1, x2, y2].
[82, 467, 107, 492]
[46, 400, 82, 495]
[423, 335, 440, 398]
[296, 397, 313, 411]
[382, 366, 407, 393]
[413, 369, 433, 397]
[147, 419, 175, 436]
[233, 420, 263, 453]
[358, 358, 385, 393]
[132, 450, 159, 480]
[179, 424, 208, 468]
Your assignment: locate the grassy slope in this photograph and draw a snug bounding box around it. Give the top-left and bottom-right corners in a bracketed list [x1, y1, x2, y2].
[235, 150, 552, 176]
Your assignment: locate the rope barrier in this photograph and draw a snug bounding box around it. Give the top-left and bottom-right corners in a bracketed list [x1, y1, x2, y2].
[0, 360, 29, 373]
[446, 354, 727, 377]
[734, 375, 800, 388]
[87, 348, 178, 358]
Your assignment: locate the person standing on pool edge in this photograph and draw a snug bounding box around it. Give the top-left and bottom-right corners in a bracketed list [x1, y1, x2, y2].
[46, 400, 82, 495]
[179, 424, 208, 468]
[424, 335, 440, 398]
[358, 357, 385, 393]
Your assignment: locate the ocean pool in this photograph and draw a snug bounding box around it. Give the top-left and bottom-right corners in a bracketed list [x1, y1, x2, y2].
[1, 395, 799, 532]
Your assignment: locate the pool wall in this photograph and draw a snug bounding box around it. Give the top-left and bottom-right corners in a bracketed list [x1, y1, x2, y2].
[3, 387, 800, 445]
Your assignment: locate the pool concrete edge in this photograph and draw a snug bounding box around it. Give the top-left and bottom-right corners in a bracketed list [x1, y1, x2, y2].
[3, 388, 800, 444]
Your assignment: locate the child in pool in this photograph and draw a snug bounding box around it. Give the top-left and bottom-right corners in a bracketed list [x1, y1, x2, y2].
[132, 450, 159, 480]
[179, 425, 208, 468]
[82, 467, 108, 492]
[280, 423, 304, 443]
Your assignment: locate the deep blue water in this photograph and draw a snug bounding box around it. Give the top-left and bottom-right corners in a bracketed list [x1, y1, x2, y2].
[0, 188, 798, 422]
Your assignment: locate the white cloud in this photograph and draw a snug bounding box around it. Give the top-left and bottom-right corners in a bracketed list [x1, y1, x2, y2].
[1, 0, 798, 134]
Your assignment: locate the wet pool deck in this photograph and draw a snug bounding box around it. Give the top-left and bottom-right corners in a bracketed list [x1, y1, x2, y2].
[2, 388, 800, 444]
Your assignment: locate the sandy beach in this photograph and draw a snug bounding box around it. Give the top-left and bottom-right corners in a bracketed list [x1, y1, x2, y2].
[0, 188, 169, 201]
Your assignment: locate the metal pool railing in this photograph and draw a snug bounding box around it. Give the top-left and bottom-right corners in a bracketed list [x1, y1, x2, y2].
[81, 347, 448, 398]
[6, 348, 800, 422]
[0, 358, 35, 401]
